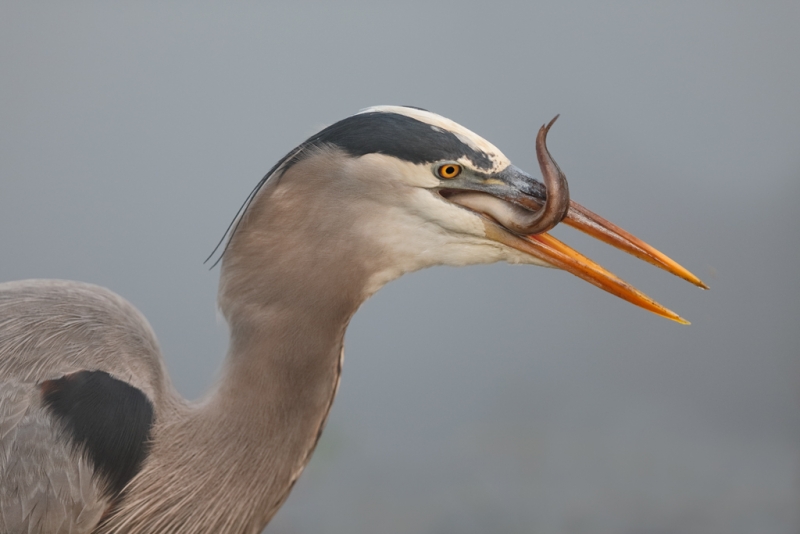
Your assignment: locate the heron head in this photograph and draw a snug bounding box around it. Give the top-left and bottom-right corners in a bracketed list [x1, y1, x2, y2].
[220, 106, 705, 323]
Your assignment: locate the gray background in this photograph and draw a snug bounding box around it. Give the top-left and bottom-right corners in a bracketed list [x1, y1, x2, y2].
[2, 2, 798, 533]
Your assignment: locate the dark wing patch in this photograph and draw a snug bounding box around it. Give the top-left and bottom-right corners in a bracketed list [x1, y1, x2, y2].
[303, 112, 496, 170]
[40, 371, 154, 498]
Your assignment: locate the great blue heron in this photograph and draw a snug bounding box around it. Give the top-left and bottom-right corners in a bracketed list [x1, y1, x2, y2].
[0, 106, 705, 533]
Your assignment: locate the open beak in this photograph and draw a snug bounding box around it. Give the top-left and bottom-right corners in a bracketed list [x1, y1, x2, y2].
[445, 117, 707, 325]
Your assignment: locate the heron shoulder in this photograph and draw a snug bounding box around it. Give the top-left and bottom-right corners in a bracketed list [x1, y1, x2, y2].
[0, 279, 170, 406]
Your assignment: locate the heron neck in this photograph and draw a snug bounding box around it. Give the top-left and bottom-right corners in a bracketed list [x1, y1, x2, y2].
[212, 250, 362, 448]
[107, 205, 378, 534]
[198, 190, 373, 528]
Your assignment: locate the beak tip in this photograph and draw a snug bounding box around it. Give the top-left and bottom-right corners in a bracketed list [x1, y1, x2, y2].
[681, 271, 710, 290]
[658, 306, 691, 326]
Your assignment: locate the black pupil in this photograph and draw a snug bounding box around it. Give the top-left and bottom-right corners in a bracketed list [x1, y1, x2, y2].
[445, 166, 454, 175]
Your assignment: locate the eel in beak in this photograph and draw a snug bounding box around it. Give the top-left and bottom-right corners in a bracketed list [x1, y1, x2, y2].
[446, 116, 706, 324]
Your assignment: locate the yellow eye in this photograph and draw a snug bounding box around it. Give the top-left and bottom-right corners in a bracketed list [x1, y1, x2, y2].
[437, 163, 462, 179]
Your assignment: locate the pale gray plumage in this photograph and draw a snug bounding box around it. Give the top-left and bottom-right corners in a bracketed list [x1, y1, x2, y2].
[0, 106, 702, 534]
[0, 379, 104, 533]
[0, 280, 171, 533]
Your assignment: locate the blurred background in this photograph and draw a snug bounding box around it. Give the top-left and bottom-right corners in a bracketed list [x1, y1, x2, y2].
[1, 2, 798, 533]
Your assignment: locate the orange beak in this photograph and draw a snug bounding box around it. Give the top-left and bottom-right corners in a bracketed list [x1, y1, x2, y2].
[444, 116, 706, 324]
[563, 201, 708, 290]
[482, 202, 706, 325]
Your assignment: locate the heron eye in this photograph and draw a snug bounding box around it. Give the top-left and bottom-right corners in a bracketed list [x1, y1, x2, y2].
[437, 164, 462, 179]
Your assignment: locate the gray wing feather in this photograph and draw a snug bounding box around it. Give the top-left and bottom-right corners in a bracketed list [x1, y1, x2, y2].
[0, 381, 107, 534]
[0, 280, 175, 534]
